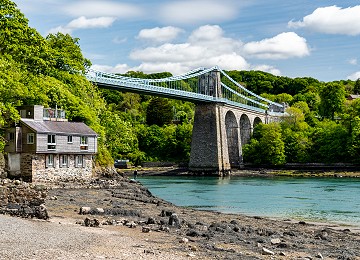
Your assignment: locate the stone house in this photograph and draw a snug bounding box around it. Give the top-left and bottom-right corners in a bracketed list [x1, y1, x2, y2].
[4, 105, 98, 182]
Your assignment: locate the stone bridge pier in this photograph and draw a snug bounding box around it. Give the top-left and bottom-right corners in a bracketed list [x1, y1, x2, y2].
[189, 103, 270, 175]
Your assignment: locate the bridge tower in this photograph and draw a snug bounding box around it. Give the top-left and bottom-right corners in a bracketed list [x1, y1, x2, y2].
[189, 70, 232, 175]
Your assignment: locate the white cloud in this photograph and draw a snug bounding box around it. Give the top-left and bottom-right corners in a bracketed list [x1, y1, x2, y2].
[137, 26, 184, 43]
[159, 0, 239, 24]
[91, 64, 131, 74]
[63, 1, 142, 18]
[48, 16, 116, 34]
[347, 71, 360, 80]
[243, 32, 310, 59]
[252, 65, 281, 76]
[348, 58, 357, 65]
[288, 5, 360, 36]
[129, 25, 248, 74]
[68, 16, 116, 29]
[92, 26, 307, 76]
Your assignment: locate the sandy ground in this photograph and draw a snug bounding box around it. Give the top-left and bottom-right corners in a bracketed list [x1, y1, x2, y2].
[1, 175, 360, 260]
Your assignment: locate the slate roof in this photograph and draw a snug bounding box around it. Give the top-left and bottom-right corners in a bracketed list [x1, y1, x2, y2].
[21, 119, 97, 136]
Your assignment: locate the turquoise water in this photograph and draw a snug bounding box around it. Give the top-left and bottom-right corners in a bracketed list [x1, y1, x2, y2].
[139, 176, 360, 227]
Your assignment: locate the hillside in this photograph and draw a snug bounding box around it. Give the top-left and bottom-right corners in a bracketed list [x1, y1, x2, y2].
[1, 0, 360, 168]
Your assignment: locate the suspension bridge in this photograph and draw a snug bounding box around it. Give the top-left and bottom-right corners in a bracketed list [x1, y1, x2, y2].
[86, 66, 286, 175]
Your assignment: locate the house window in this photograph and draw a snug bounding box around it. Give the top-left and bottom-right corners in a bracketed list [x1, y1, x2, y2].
[59, 155, 68, 168]
[27, 133, 35, 144]
[9, 132, 15, 142]
[75, 155, 84, 167]
[46, 154, 54, 168]
[67, 135, 73, 143]
[47, 134, 56, 150]
[80, 136, 88, 150]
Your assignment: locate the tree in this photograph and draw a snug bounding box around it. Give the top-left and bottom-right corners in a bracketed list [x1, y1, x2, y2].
[0, 0, 53, 74]
[319, 82, 346, 119]
[146, 97, 173, 126]
[46, 33, 91, 74]
[354, 79, 360, 94]
[243, 123, 285, 165]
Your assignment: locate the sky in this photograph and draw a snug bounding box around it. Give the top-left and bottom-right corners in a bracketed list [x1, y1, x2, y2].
[14, 0, 360, 82]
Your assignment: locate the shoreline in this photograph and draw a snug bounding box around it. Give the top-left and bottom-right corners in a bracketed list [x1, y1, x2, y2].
[133, 168, 360, 231]
[117, 166, 360, 178]
[1, 175, 360, 259]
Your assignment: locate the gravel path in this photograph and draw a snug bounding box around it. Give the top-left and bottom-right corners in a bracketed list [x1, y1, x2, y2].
[0, 215, 188, 260]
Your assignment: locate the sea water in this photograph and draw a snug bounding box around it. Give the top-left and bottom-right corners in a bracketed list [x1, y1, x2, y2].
[139, 176, 360, 227]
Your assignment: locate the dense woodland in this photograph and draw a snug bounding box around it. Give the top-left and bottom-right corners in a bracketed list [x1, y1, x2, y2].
[1, 0, 360, 167]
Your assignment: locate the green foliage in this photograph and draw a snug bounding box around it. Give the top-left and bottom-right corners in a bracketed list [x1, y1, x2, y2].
[243, 123, 285, 165]
[146, 97, 173, 126]
[3, 0, 360, 167]
[46, 33, 91, 74]
[354, 79, 360, 94]
[309, 120, 349, 163]
[319, 82, 346, 120]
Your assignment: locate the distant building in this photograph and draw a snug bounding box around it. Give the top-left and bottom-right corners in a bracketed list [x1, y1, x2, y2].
[4, 105, 97, 182]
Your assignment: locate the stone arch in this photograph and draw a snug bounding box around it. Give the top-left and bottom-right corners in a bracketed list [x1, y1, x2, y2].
[240, 114, 251, 146]
[225, 111, 240, 167]
[253, 117, 262, 128]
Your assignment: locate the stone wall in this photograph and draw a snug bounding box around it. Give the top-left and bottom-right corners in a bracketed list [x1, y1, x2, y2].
[0, 153, 5, 178]
[31, 154, 93, 182]
[0, 178, 48, 219]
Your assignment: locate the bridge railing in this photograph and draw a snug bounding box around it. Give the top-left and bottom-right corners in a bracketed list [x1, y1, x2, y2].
[86, 66, 285, 113]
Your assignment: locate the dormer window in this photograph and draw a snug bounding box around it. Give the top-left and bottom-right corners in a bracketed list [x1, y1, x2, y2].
[80, 136, 88, 150]
[47, 134, 56, 150]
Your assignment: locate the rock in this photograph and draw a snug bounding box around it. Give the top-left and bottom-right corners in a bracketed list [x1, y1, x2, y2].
[142, 226, 151, 233]
[186, 229, 200, 237]
[271, 238, 281, 245]
[126, 221, 137, 228]
[159, 226, 170, 232]
[143, 249, 155, 254]
[315, 231, 329, 240]
[34, 204, 49, 220]
[316, 252, 323, 259]
[189, 245, 198, 251]
[84, 218, 100, 227]
[168, 213, 180, 227]
[161, 209, 173, 217]
[179, 237, 189, 243]
[262, 247, 275, 255]
[95, 208, 104, 214]
[279, 252, 286, 256]
[79, 207, 91, 215]
[147, 217, 156, 224]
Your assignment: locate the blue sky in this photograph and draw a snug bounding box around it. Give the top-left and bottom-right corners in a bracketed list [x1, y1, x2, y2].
[14, 0, 360, 82]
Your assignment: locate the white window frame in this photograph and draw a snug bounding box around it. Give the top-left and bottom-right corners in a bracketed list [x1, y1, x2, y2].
[67, 135, 73, 143]
[80, 136, 88, 150]
[59, 155, 69, 168]
[75, 155, 84, 168]
[46, 154, 54, 168]
[47, 134, 56, 150]
[80, 136, 88, 145]
[27, 133, 35, 144]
